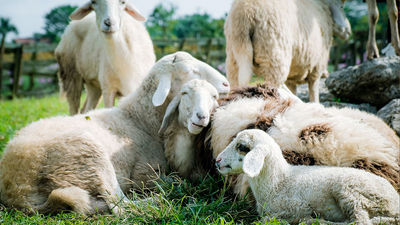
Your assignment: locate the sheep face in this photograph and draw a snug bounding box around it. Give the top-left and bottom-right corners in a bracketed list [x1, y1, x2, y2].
[152, 52, 230, 107]
[216, 129, 277, 178]
[70, 0, 145, 34]
[159, 79, 219, 135]
[328, 0, 351, 40]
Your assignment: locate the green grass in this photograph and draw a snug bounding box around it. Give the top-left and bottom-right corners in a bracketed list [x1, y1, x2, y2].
[0, 95, 320, 224]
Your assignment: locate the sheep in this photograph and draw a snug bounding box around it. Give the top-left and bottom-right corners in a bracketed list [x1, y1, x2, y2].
[365, 0, 400, 59]
[216, 129, 400, 225]
[159, 79, 219, 180]
[195, 85, 400, 199]
[55, 0, 156, 115]
[224, 0, 351, 102]
[0, 51, 230, 215]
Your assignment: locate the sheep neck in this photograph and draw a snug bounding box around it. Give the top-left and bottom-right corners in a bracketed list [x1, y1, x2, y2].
[101, 31, 133, 74]
[247, 149, 290, 207]
[119, 74, 169, 142]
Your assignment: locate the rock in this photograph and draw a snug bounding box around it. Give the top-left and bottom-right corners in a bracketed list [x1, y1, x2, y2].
[297, 78, 335, 102]
[322, 102, 377, 114]
[377, 99, 400, 136]
[325, 56, 400, 107]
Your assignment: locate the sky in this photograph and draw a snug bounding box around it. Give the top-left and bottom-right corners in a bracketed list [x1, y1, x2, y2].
[0, 0, 232, 41]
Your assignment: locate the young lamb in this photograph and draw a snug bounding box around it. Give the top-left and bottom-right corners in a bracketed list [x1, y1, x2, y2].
[224, 0, 351, 102]
[216, 129, 400, 225]
[55, 0, 156, 115]
[365, 0, 400, 58]
[197, 85, 400, 199]
[159, 79, 219, 179]
[0, 52, 230, 215]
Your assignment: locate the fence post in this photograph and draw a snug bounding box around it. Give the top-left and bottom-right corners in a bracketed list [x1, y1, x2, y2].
[12, 45, 23, 99]
[0, 36, 5, 99]
[29, 44, 37, 91]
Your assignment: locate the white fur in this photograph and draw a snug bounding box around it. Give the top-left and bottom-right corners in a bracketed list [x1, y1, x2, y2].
[0, 52, 229, 215]
[224, 0, 351, 102]
[55, 0, 155, 115]
[210, 96, 400, 197]
[216, 129, 400, 224]
[160, 79, 220, 179]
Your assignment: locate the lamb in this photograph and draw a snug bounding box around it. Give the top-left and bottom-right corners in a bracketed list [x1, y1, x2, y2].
[55, 0, 156, 115]
[159, 79, 219, 179]
[216, 129, 400, 225]
[0, 52, 230, 215]
[196, 85, 400, 199]
[365, 0, 400, 59]
[224, 0, 351, 102]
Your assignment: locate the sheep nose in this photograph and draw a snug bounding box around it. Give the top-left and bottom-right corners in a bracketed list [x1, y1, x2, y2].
[216, 158, 222, 163]
[104, 18, 112, 27]
[215, 158, 221, 168]
[197, 113, 206, 121]
[223, 82, 229, 87]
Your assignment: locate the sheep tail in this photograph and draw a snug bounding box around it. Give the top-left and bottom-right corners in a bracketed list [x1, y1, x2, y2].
[38, 187, 93, 215]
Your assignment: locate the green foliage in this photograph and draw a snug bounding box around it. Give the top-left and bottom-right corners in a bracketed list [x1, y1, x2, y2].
[146, 3, 226, 39]
[0, 17, 18, 38]
[42, 5, 78, 42]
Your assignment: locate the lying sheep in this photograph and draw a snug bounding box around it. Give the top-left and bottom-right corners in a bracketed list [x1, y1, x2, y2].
[56, 0, 155, 115]
[365, 0, 400, 58]
[216, 129, 400, 225]
[196, 85, 400, 199]
[0, 52, 230, 215]
[159, 79, 219, 179]
[224, 0, 351, 102]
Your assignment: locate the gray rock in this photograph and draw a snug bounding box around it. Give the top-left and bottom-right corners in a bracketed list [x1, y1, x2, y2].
[325, 56, 400, 107]
[377, 99, 400, 136]
[322, 101, 377, 114]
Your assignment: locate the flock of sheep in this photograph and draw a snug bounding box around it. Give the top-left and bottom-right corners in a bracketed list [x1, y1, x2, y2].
[0, 0, 399, 224]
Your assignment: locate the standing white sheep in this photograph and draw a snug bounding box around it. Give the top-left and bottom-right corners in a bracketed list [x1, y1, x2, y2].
[55, 0, 155, 115]
[216, 129, 400, 225]
[159, 79, 219, 179]
[0, 52, 230, 215]
[224, 0, 351, 102]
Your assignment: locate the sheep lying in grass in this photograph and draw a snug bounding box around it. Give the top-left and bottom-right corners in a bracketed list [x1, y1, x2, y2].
[159, 79, 219, 180]
[195, 85, 400, 199]
[56, 0, 155, 115]
[224, 0, 351, 102]
[0, 52, 230, 215]
[216, 129, 400, 225]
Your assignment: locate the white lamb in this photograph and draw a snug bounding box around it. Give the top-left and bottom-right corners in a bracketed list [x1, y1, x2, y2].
[0, 52, 230, 215]
[159, 79, 219, 179]
[224, 0, 351, 102]
[216, 129, 400, 225]
[55, 0, 155, 115]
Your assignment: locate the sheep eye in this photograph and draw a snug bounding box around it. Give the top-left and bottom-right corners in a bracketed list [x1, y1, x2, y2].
[236, 143, 250, 153]
[213, 95, 217, 99]
[181, 92, 188, 95]
[120, 0, 126, 4]
[91, 0, 97, 4]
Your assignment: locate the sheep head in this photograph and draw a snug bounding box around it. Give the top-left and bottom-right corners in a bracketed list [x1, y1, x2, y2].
[327, 0, 352, 40]
[70, 0, 145, 34]
[159, 79, 219, 135]
[216, 129, 279, 178]
[152, 52, 230, 107]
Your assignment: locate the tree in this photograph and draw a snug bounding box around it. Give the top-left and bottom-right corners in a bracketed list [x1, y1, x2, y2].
[43, 5, 77, 42]
[173, 13, 225, 39]
[146, 3, 177, 38]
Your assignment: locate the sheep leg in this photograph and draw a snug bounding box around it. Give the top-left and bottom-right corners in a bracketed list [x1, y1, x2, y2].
[307, 77, 320, 103]
[285, 80, 298, 96]
[387, 0, 400, 56]
[81, 84, 102, 113]
[366, 0, 380, 59]
[103, 89, 116, 108]
[226, 49, 239, 88]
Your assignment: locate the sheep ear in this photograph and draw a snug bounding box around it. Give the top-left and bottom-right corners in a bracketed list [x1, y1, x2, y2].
[243, 148, 265, 178]
[152, 73, 172, 107]
[125, 2, 146, 21]
[158, 95, 181, 135]
[70, 2, 93, 20]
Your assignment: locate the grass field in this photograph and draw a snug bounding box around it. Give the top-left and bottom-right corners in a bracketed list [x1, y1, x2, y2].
[0, 95, 320, 224]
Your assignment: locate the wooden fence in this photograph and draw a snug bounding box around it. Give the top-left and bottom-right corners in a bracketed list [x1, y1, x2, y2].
[0, 36, 383, 99]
